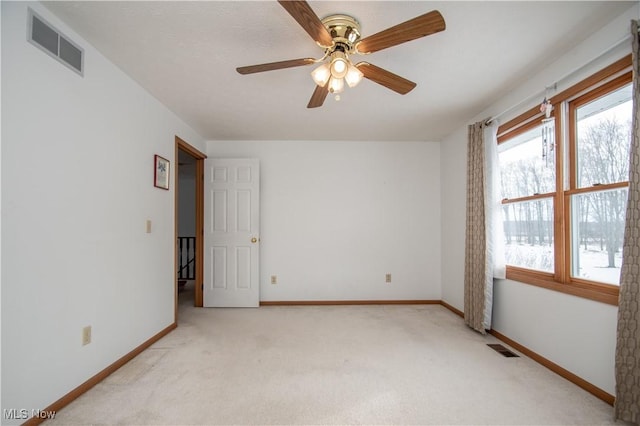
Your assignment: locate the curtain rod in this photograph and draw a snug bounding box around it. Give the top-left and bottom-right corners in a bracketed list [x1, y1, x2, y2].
[485, 32, 633, 126]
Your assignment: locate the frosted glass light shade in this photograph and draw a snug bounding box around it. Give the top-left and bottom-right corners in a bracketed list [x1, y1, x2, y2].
[330, 58, 348, 79]
[328, 77, 344, 93]
[311, 63, 331, 87]
[345, 64, 363, 87]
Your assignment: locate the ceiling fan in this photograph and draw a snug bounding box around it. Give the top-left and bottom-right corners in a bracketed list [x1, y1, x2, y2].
[236, 0, 446, 108]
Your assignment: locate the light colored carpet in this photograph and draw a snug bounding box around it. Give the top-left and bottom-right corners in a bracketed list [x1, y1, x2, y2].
[47, 284, 621, 425]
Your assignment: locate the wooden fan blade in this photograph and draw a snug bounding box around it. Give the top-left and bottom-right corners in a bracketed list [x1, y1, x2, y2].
[355, 10, 445, 54]
[356, 62, 416, 95]
[278, 0, 334, 48]
[236, 58, 315, 74]
[307, 84, 329, 108]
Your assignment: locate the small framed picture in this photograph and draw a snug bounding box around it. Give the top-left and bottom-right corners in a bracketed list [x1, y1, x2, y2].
[154, 155, 170, 190]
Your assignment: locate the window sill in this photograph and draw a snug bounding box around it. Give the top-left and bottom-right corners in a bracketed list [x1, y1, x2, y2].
[505, 267, 619, 306]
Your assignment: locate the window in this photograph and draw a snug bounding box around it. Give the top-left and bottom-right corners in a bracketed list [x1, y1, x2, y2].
[502, 197, 555, 273]
[497, 56, 632, 305]
[499, 123, 556, 273]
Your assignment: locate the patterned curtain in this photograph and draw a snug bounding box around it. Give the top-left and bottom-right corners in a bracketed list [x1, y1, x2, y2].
[465, 122, 489, 334]
[614, 19, 640, 425]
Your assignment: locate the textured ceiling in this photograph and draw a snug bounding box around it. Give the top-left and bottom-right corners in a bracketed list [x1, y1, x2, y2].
[44, 1, 635, 142]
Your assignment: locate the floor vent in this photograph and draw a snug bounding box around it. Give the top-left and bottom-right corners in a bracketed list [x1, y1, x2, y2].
[28, 8, 84, 76]
[487, 344, 519, 357]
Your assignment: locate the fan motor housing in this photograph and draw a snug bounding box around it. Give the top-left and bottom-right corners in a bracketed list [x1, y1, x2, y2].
[321, 14, 361, 51]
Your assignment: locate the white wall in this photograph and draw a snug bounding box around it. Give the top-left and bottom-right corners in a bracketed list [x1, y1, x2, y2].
[208, 140, 441, 302]
[440, 3, 639, 395]
[440, 124, 467, 310]
[1, 2, 203, 421]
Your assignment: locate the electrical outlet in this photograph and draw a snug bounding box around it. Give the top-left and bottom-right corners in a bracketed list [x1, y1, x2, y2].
[271, 275, 277, 285]
[82, 326, 91, 346]
[385, 273, 392, 283]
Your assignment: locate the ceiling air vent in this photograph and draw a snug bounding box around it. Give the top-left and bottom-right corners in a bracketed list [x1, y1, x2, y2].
[28, 9, 84, 76]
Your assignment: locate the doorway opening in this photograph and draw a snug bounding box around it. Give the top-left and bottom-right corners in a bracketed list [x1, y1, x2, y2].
[175, 136, 206, 322]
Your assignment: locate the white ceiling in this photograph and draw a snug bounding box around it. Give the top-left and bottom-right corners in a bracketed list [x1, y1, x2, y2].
[44, 1, 635, 142]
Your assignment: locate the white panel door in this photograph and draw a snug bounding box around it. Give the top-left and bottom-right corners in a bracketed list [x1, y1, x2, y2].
[204, 159, 260, 307]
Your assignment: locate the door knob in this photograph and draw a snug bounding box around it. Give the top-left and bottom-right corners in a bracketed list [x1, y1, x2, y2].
[251, 237, 258, 243]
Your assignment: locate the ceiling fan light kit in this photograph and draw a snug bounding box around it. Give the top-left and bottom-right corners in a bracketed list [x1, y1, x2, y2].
[310, 44, 365, 94]
[315, 15, 363, 95]
[237, 0, 446, 108]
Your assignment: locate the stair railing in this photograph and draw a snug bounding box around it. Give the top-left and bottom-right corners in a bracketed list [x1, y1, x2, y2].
[177, 236, 196, 280]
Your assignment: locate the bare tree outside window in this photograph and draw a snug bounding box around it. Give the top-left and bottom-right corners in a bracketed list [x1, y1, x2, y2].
[495, 57, 632, 303]
[573, 87, 632, 284]
[499, 126, 555, 272]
